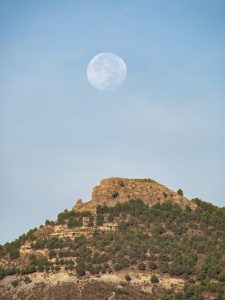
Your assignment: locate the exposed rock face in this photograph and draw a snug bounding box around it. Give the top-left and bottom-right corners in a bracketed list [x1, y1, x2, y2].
[73, 177, 196, 212]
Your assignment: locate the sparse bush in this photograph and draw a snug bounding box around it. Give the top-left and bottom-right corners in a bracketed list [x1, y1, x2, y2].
[114, 263, 123, 272]
[218, 273, 225, 282]
[150, 274, 159, 284]
[177, 189, 184, 196]
[45, 220, 51, 225]
[125, 274, 131, 282]
[112, 192, 119, 198]
[33, 239, 45, 249]
[0, 267, 5, 280]
[138, 262, 146, 270]
[76, 262, 85, 276]
[9, 248, 20, 260]
[24, 276, 31, 284]
[11, 280, 19, 287]
[20, 265, 36, 275]
[96, 215, 104, 226]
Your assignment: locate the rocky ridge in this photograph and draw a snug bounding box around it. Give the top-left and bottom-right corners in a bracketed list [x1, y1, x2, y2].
[73, 177, 196, 212]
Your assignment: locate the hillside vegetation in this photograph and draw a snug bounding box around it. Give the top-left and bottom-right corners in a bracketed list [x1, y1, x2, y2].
[0, 178, 225, 299]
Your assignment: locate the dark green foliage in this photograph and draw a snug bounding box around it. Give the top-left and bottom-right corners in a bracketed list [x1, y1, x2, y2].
[0, 266, 5, 280]
[96, 205, 105, 214]
[177, 189, 184, 196]
[33, 256, 50, 272]
[25, 228, 38, 241]
[125, 274, 131, 282]
[0, 245, 4, 257]
[75, 235, 87, 247]
[87, 199, 225, 298]
[57, 210, 92, 226]
[11, 280, 19, 287]
[45, 220, 51, 225]
[33, 239, 46, 249]
[4, 267, 17, 276]
[150, 275, 159, 283]
[96, 215, 104, 226]
[1, 197, 225, 299]
[9, 248, 20, 260]
[68, 217, 83, 228]
[24, 276, 31, 284]
[76, 262, 85, 276]
[1, 228, 38, 263]
[20, 264, 36, 275]
[114, 263, 123, 271]
[112, 192, 119, 198]
[138, 262, 146, 270]
[218, 273, 225, 282]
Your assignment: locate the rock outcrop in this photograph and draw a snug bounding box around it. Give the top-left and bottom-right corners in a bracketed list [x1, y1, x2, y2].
[73, 177, 196, 212]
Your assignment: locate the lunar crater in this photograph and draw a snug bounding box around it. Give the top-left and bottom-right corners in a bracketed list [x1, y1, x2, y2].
[87, 53, 127, 91]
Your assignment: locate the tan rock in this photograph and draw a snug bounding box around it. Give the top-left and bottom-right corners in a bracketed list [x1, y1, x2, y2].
[73, 177, 196, 212]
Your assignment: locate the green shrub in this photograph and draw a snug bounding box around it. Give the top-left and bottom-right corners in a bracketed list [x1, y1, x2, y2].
[9, 248, 20, 260]
[76, 263, 85, 276]
[114, 263, 123, 272]
[20, 265, 36, 275]
[96, 215, 104, 226]
[68, 217, 83, 228]
[45, 220, 51, 225]
[33, 239, 45, 249]
[0, 267, 6, 280]
[138, 262, 146, 270]
[125, 274, 131, 282]
[218, 273, 225, 282]
[24, 276, 31, 284]
[150, 275, 159, 284]
[11, 280, 19, 287]
[112, 192, 119, 198]
[177, 189, 184, 196]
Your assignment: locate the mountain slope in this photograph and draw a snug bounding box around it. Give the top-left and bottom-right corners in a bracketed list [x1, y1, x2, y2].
[0, 178, 225, 300]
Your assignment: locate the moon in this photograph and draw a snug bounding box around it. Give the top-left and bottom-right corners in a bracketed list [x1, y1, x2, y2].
[87, 53, 127, 91]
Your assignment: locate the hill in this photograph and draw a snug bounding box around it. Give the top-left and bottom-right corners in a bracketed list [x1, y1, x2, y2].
[0, 178, 225, 300]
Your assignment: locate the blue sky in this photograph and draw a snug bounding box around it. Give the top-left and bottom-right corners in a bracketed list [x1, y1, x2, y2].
[0, 0, 224, 244]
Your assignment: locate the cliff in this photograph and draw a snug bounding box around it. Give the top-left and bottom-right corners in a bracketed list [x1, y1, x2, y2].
[73, 177, 196, 212]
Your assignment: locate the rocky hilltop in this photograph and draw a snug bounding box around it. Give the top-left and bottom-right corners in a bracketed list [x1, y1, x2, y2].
[0, 177, 225, 300]
[73, 177, 196, 212]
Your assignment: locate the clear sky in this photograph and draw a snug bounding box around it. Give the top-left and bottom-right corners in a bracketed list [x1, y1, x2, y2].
[0, 0, 225, 244]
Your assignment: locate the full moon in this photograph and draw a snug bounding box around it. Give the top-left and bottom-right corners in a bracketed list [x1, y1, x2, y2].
[87, 53, 127, 91]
